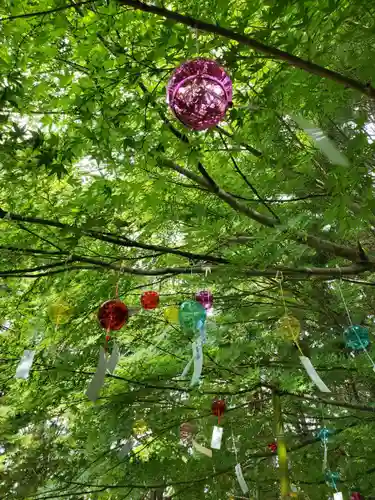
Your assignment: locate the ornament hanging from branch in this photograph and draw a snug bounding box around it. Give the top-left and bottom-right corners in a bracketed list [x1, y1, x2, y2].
[48, 299, 72, 326]
[344, 325, 370, 351]
[140, 291, 160, 310]
[98, 299, 129, 331]
[164, 305, 179, 323]
[276, 273, 331, 392]
[268, 442, 278, 453]
[167, 58, 232, 130]
[195, 290, 213, 310]
[350, 492, 363, 500]
[211, 398, 226, 450]
[278, 315, 301, 341]
[179, 300, 207, 385]
[86, 299, 127, 402]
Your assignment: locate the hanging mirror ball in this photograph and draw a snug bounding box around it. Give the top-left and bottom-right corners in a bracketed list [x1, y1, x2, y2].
[167, 58, 232, 130]
[140, 291, 159, 310]
[343, 324, 370, 350]
[179, 300, 206, 332]
[164, 305, 179, 323]
[98, 299, 128, 331]
[195, 290, 213, 310]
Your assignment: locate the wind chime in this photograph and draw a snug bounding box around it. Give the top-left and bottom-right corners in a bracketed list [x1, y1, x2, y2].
[86, 298, 128, 402]
[211, 398, 226, 450]
[337, 282, 375, 371]
[276, 274, 331, 393]
[179, 299, 207, 385]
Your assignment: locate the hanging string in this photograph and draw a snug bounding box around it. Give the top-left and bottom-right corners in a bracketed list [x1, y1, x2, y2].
[276, 272, 304, 356]
[195, 26, 199, 56]
[336, 277, 375, 371]
[230, 421, 239, 463]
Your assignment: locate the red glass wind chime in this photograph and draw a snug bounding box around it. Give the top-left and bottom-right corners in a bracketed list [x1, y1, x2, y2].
[211, 398, 226, 450]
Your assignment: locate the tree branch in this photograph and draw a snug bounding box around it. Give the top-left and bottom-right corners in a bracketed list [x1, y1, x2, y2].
[0, 0, 94, 22]
[0, 207, 228, 264]
[117, 0, 375, 99]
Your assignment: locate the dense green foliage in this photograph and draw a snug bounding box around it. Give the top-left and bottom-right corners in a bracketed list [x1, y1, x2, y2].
[1, 0, 375, 498]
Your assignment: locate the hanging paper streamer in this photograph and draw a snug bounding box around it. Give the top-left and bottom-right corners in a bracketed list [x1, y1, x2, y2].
[167, 58, 232, 131]
[211, 425, 223, 450]
[107, 342, 120, 374]
[86, 347, 107, 402]
[334, 493, 343, 500]
[192, 439, 212, 457]
[198, 319, 207, 344]
[344, 325, 370, 351]
[299, 356, 331, 392]
[140, 291, 159, 310]
[191, 338, 203, 386]
[15, 350, 35, 379]
[292, 115, 349, 167]
[235, 463, 249, 494]
[195, 290, 213, 310]
[119, 438, 136, 458]
[180, 356, 193, 378]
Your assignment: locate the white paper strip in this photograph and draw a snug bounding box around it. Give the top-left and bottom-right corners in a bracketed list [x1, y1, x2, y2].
[333, 493, 343, 500]
[107, 342, 120, 374]
[180, 356, 193, 378]
[211, 426, 223, 450]
[192, 439, 212, 457]
[235, 463, 249, 494]
[86, 347, 107, 402]
[190, 338, 203, 387]
[299, 356, 331, 393]
[118, 438, 135, 458]
[199, 323, 207, 344]
[293, 115, 349, 167]
[15, 350, 35, 379]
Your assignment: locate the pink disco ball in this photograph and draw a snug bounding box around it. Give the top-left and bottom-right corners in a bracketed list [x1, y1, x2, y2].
[167, 58, 232, 131]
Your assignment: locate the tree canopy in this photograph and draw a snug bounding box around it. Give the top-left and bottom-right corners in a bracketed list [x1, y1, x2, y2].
[1, 0, 375, 499]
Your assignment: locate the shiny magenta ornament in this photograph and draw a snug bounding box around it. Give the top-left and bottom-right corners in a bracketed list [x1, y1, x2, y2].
[268, 442, 277, 453]
[167, 58, 232, 130]
[140, 291, 160, 310]
[351, 493, 363, 500]
[98, 299, 128, 331]
[195, 290, 213, 310]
